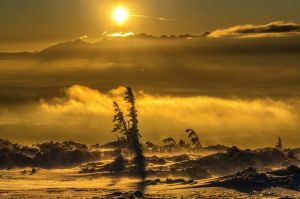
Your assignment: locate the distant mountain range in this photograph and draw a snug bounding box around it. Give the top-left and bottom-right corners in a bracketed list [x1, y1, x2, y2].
[0, 33, 210, 60]
[1, 32, 300, 60]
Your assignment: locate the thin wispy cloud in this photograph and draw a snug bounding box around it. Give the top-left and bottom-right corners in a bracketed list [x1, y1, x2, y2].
[130, 14, 173, 21]
[209, 21, 300, 38]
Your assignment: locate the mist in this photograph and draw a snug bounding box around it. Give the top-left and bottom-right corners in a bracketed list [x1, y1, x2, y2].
[0, 85, 298, 148]
[1, 35, 300, 147]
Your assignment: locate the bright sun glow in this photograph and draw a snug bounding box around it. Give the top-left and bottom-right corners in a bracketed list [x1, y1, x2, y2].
[113, 7, 128, 25]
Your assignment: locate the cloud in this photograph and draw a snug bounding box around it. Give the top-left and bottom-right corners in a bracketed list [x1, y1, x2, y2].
[1, 36, 300, 107]
[40, 85, 299, 130]
[102, 32, 197, 39]
[1, 84, 300, 147]
[106, 32, 135, 37]
[209, 21, 300, 38]
[79, 35, 88, 40]
[130, 14, 173, 21]
[35, 85, 300, 147]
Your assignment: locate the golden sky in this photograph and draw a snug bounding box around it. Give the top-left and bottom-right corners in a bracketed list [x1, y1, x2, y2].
[1, 0, 300, 147]
[1, 0, 300, 51]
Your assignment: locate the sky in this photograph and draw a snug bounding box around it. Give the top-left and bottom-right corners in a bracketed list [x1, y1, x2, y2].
[1, 0, 300, 148]
[1, 0, 300, 51]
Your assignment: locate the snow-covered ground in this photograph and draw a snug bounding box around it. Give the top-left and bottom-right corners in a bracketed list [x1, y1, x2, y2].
[1, 167, 300, 198]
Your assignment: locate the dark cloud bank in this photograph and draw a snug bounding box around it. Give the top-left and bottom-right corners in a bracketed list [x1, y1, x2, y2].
[209, 21, 300, 38]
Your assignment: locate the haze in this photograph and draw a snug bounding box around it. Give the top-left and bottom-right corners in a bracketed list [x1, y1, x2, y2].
[1, 0, 300, 148]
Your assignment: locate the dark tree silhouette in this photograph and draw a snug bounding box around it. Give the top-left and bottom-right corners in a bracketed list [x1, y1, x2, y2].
[162, 137, 176, 145]
[112, 101, 128, 136]
[145, 141, 157, 151]
[116, 137, 127, 149]
[145, 141, 155, 148]
[124, 87, 142, 149]
[110, 154, 126, 173]
[276, 137, 282, 150]
[123, 87, 146, 184]
[178, 139, 186, 147]
[287, 149, 295, 159]
[110, 87, 146, 191]
[178, 139, 190, 150]
[112, 101, 130, 149]
[186, 129, 202, 150]
[162, 137, 177, 151]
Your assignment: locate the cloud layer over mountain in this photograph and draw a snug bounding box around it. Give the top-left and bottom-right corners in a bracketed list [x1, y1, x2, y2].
[1, 85, 300, 148]
[209, 21, 300, 38]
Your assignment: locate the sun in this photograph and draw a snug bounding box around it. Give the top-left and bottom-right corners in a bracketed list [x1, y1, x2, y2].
[113, 7, 128, 25]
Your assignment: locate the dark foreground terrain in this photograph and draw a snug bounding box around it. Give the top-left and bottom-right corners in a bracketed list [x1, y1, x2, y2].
[1, 139, 300, 198]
